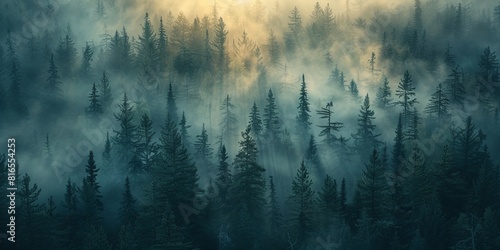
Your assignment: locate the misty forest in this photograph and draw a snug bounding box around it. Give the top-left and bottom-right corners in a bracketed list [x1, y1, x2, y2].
[1, 0, 500, 249]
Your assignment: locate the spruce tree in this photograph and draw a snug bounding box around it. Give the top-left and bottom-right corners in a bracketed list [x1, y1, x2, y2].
[296, 74, 311, 138]
[166, 83, 179, 123]
[212, 17, 229, 84]
[157, 17, 169, 76]
[227, 126, 266, 246]
[86, 83, 102, 118]
[356, 149, 389, 222]
[137, 113, 158, 171]
[248, 101, 263, 138]
[263, 88, 281, 140]
[216, 144, 231, 204]
[352, 94, 381, 153]
[317, 175, 338, 229]
[194, 123, 213, 167]
[102, 131, 111, 162]
[454, 116, 484, 186]
[59, 178, 80, 249]
[425, 83, 449, 119]
[395, 70, 418, 127]
[56, 34, 77, 76]
[80, 42, 94, 77]
[119, 176, 138, 226]
[376, 77, 393, 108]
[137, 12, 158, 85]
[46, 53, 62, 102]
[405, 107, 420, 143]
[98, 71, 112, 111]
[305, 135, 321, 168]
[178, 111, 192, 151]
[219, 94, 238, 145]
[18, 173, 44, 249]
[267, 30, 281, 66]
[268, 176, 283, 248]
[112, 94, 138, 162]
[288, 161, 315, 249]
[445, 66, 465, 107]
[349, 80, 360, 102]
[317, 101, 343, 146]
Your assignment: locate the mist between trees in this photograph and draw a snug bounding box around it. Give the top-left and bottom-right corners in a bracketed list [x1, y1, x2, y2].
[0, 0, 500, 249]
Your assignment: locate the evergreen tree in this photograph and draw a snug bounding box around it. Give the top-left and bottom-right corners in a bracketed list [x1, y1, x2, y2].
[178, 111, 191, 150]
[80, 42, 94, 77]
[444, 43, 456, 68]
[425, 82, 449, 119]
[248, 101, 263, 138]
[305, 135, 321, 168]
[82, 151, 103, 211]
[454, 116, 484, 186]
[8, 62, 28, 116]
[287, 161, 315, 249]
[392, 114, 406, 176]
[46, 53, 62, 102]
[267, 176, 283, 248]
[286, 6, 302, 50]
[98, 71, 112, 110]
[445, 66, 465, 107]
[119, 176, 138, 226]
[157, 114, 198, 223]
[227, 126, 266, 247]
[340, 178, 348, 218]
[83, 226, 112, 250]
[18, 173, 44, 249]
[59, 178, 80, 249]
[376, 77, 393, 108]
[317, 101, 343, 147]
[263, 88, 281, 140]
[216, 145, 231, 204]
[157, 17, 169, 76]
[219, 94, 238, 145]
[395, 70, 418, 127]
[267, 30, 281, 66]
[212, 17, 229, 84]
[102, 131, 111, 162]
[317, 175, 338, 229]
[405, 107, 420, 143]
[112, 94, 138, 162]
[137, 13, 158, 85]
[56, 34, 77, 76]
[356, 149, 389, 222]
[349, 80, 360, 102]
[166, 83, 179, 123]
[194, 123, 213, 167]
[296, 74, 311, 137]
[137, 114, 158, 171]
[86, 83, 102, 118]
[352, 94, 382, 153]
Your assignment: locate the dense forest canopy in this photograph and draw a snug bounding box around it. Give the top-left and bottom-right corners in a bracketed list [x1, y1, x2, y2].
[0, 0, 500, 249]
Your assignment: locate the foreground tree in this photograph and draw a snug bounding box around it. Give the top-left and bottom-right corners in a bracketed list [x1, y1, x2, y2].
[296, 74, 311, 138]
[112, 94, 139, 162]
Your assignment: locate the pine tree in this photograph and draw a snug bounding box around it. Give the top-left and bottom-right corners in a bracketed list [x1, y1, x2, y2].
[56, 32, 77, 76]
[454, 116, 484, 186]
[194, 123, 213, 167]
[356, 149, 390, 222]
[286, 6, 302, 51]
[352, 94, 381, 153]
[248, 101, 263, 138]
[83, 151, 103, 211]
[219, 94, 238, 145]
[349, 80, 360, 102]
[395, 70, 418, 127]
[305, 135, 321, 168]
[339, 71, 346, 91]
[227, 126, 266, 246]
[119, 176, 138, 226]
[102, 131, 111, 162]
[137, 114, 158, 171]
[8, 62, 28, 116]
[267, 30, 281, 66]
[268, 176, 283, 247]
[317, 175, 338, 229]
[137, 13, 158, 85]
[108, 30, 122, 70]
[288, 161, 315, 249]
[46, 53, 62, 102]
[445, 66, 465, 107]
[178, 111, 192, 150]
[317, 101, 343, 147]
[376, 77, 393, 108]
[157, 114, 198, 223]
[112, 94, 138, 162]
[405, 107, 420, 142]
[216, 145, 232, 204]
[80, 42, 94, 77]
[263, 88, 281, 140]
[98, 71, 112, 110]
[60, 178, 80, 249]
[296, 74, 311, 137]
[157, 17, 169, 76]
[18, 173, 44, 249]
[392, 114, 406, 176]
[86, 83, 102, 118]
[212, 17, 229, 84]
[166, 83, 179, 123]
[425, 83, 449, 119]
